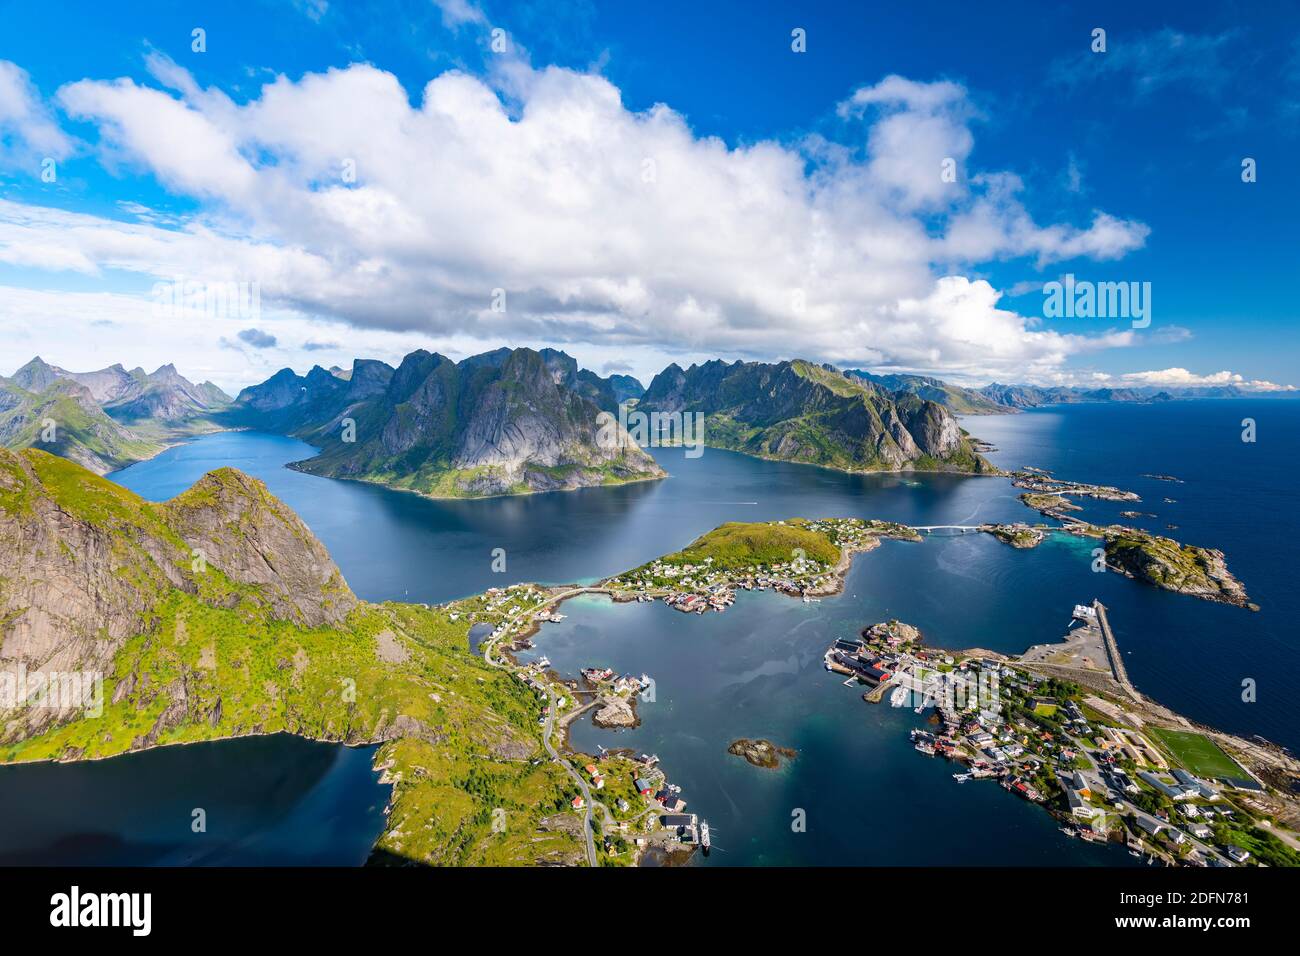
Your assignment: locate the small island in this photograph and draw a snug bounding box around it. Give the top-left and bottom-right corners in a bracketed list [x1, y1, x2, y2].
[728, 738, 798, 770]
[980, 522, 1048, 548]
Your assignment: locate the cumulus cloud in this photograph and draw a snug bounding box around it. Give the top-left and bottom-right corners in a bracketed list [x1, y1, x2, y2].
[0, 57, 1156, 382]
[1117, 367, 1295, 392]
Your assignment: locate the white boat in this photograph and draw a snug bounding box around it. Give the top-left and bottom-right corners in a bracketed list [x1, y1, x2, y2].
[953, 773, 971, 783]
[699, 820, 711, 853]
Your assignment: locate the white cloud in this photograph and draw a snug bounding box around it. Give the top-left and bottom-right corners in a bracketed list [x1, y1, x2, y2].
[1051, 29, 1240, 98]
[1117, 367, 1295, 392]
[0, 61, 74, 168]
[0, 58, 1157, 384]
[432, 0, 487, 28]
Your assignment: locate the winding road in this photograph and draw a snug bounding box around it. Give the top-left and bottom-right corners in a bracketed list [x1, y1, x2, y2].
[543, 687, 599, 867]
[481, 585, 610, 867]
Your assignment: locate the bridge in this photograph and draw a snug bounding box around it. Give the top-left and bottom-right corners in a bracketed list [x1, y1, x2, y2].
[912, 525, 983, 534]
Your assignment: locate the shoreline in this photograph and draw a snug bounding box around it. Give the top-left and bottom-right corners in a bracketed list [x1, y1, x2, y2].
[284, 458, 668, 502]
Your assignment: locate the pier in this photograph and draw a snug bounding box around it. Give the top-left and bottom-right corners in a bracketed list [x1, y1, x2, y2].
[1095, 600, 1143, 704]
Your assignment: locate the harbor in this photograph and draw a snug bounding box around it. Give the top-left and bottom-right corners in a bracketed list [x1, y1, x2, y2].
[814, 599, 1300, 867]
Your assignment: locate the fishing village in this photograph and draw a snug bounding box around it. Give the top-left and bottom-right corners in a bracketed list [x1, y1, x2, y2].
[819, 602, 1300, 867]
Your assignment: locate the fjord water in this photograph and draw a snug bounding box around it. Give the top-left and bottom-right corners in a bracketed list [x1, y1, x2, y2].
[0, 736, 387, 865]
[6, 399, 1293, 865]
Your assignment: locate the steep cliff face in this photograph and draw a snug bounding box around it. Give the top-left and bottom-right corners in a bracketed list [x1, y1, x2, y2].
[226, 362, 368, 433]
[288, 348, 664, 498]
[639, 359, 991, 473]
[161, 468, 357, 627]
[0, 449, 355, 738]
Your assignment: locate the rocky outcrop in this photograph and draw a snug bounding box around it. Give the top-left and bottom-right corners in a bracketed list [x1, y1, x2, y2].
[727, 738, 797, 769]
[861, 620, 922, 645]
[161, 468, 357, 627]
[1103, 528, 1255, 610]
[980, 523, 1047, 549]
[639, 359, 992, 474]
[591, 695, 638, 728]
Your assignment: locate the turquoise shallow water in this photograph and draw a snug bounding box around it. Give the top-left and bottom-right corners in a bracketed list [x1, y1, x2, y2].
[2, 398, 1293, 864]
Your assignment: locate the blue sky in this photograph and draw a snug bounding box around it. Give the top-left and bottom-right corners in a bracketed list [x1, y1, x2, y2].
[0, 0, 1296, 392]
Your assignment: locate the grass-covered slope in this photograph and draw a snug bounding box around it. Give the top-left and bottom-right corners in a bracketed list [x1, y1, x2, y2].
[658, 520, 843, 570]
[0, 449, 584, 866]
[1104, 528, 1254, 609]
[846, 369, 1013, 415]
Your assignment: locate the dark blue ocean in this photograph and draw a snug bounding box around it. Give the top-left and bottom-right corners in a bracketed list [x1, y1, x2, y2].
[2, 398, 1293, 864]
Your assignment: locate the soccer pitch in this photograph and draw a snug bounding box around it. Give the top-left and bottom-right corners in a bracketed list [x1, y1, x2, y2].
[1148, 727, 1247, 780]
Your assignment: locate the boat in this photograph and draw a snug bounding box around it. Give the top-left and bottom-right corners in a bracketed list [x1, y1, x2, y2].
[537, 656, 551, 668]
[953, 773, 971, 783]
[1059, 827, 1077, 838]
[699, 820, 711, 855]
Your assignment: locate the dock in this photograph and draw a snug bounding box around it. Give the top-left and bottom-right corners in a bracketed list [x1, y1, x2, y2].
[1095, 601, 1143, 704]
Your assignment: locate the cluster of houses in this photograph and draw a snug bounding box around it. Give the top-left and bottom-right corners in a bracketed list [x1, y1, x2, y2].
[608, 519, 896, 610]
[580, 667, 649, 696]
[664, 587, 735, 613]
[1097, 725, 1168, 768]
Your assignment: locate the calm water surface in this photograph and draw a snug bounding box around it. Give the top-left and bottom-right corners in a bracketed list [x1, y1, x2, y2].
[0, 736, 387, 865]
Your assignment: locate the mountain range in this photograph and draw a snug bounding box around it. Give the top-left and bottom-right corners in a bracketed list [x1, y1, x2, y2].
[0, 357, 231, 474]
[227, 347, 663, 498]
[6, 346, 1290, 489]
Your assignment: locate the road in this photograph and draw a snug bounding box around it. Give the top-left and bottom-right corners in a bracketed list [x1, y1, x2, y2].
[543, 686, 599, 867]
[481, 586, 610, 867]
[1070, 736, 1231, 866]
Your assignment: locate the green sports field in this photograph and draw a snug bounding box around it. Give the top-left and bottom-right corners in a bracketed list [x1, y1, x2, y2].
[1148, 727, 1246, 780]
